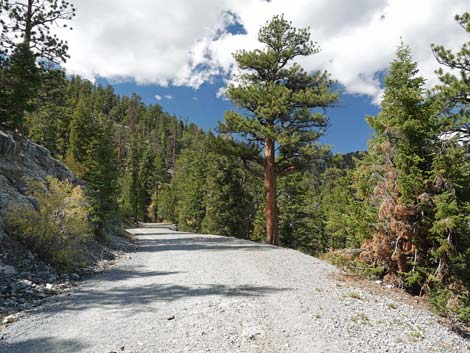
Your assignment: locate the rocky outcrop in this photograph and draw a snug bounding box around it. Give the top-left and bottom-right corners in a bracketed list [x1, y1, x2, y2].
[0, 129, 75, 225]
[0, 129, 78, 318]
[0, 128, 134, 321]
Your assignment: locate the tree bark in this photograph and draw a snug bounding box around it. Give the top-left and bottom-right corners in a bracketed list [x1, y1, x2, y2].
[24, 0, 33, 48]
[264, 138, 279, 245]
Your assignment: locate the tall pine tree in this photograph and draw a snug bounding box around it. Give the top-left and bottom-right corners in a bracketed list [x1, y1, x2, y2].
[219, 15, 337, 245]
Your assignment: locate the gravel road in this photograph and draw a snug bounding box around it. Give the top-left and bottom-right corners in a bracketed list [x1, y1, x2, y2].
[1, 227, 468, 353]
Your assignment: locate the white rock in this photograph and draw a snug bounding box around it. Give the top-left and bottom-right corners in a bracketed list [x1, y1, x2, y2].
[2, 314, 18, 324]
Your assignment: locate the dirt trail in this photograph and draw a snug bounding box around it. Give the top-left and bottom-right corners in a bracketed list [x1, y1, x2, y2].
[0, 227, 468, 353]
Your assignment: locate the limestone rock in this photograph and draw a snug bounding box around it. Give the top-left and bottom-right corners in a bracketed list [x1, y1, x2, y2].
[2, 314, 18, 324]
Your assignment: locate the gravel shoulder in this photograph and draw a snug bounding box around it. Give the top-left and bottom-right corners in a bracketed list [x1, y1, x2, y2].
[0, 228, 468, 353]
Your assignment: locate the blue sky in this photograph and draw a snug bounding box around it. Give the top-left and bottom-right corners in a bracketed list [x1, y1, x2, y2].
[103, 78, 379, 154]
[66, 1, 467, 154]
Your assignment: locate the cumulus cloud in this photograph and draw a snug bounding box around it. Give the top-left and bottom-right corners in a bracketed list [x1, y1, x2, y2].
[59, 0, 469, 102]
[154, 95, 162, 101]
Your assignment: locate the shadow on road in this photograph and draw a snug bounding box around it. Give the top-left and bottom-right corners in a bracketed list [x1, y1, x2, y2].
[13, 233, 287, 320]
[41, 282, 289, 316]
[0, 337, 88, 353]
[134, 235, 277, 253]
[93, 269, 183, 282]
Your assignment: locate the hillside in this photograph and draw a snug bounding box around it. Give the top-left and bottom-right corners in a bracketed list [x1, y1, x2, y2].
[0, 129, 131, 322]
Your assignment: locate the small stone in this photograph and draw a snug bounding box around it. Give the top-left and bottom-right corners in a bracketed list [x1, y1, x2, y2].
[167, 315, 175, 320]
[46, 274, 57, 282]
[0, 265, 17, 275]
[45, 283, 54, 290]
[16, 280, 32, 290]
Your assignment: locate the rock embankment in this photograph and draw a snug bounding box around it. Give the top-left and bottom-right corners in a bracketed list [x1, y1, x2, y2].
[0, 129, 75, 239]
[0, 129, 79, 320]
[0, 129, 133, 323]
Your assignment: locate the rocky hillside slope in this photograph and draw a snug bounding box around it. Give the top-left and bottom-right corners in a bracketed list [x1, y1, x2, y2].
[0, 129, 131, 322]
[0, 129, 75, 239]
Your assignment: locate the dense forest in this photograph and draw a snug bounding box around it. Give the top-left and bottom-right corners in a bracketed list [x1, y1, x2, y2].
[0, 1, 469, 328]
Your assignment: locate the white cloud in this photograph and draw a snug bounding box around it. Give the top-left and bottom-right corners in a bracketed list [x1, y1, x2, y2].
[165, 95, 173, 100]
[58, 0, 469, 102]
[155, 95, 162, 101]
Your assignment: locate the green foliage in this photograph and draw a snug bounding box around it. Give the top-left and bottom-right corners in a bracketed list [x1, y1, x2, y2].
[0, 44, 40, 131]
[121, 135, 145, 220]
[85, 116, 120, 237]
[6, 177, 92, 271]
[323, 251, 384, 279]
[321, 166, 376, 249]
[218, 15, 338, 245]
[26, 69, 70, 158]
[0, 0, 76, 63]
[202, 153, 255, 238]
[277, 172, 312, 250]
[219, 15, 338, 171]
[352, 44, 444, 292]
[0, 0, 75, 132]
[157, 183, 178, 223]
[429, 288, 470, 326]
[432, 12, 470, 121]
[67, 95, 96, 169]
[171, 137, 209, 232]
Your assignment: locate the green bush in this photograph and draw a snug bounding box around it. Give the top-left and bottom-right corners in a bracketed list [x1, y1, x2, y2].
[323, 250, 384, 279]
[429, 287, 470, 326]
[6, 177, 93, 271]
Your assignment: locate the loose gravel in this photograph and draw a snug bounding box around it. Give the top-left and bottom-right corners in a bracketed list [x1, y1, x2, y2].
[0, 227, 468, 353]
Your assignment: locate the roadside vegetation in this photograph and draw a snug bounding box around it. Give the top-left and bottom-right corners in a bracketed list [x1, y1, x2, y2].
[6, 178, 92, 271]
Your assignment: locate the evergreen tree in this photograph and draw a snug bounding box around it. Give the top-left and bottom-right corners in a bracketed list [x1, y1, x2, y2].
[0, 0, 75, 131]
[0, 0, 75, 62]
[138, 146, 157, 221]
[172, 138, 208, 232]
[0, 43, 40, 131]
[26, 68, 69, 157]
[321, 165, 375, 250]
[85, 115, 120, 237]
[67, 95, 95, 176]
[359, 44, 440, 290]
[147, 154, 169, 222]
[429, 14, 470, 319]
[122, 135, 145, 220]
[202, 153, 255, 239]
[277, 172, 313, 251]
[219, 15, 338, 245]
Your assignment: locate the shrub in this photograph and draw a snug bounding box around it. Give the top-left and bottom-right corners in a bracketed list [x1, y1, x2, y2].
[429, 287, 470, 327]
[323, 249, 385, 279]
[6, 177, 92, 271]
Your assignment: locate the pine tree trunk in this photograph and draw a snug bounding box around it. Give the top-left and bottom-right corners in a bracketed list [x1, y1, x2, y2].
[24, 0, 33, 47]
[264, 138, 279, 245]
